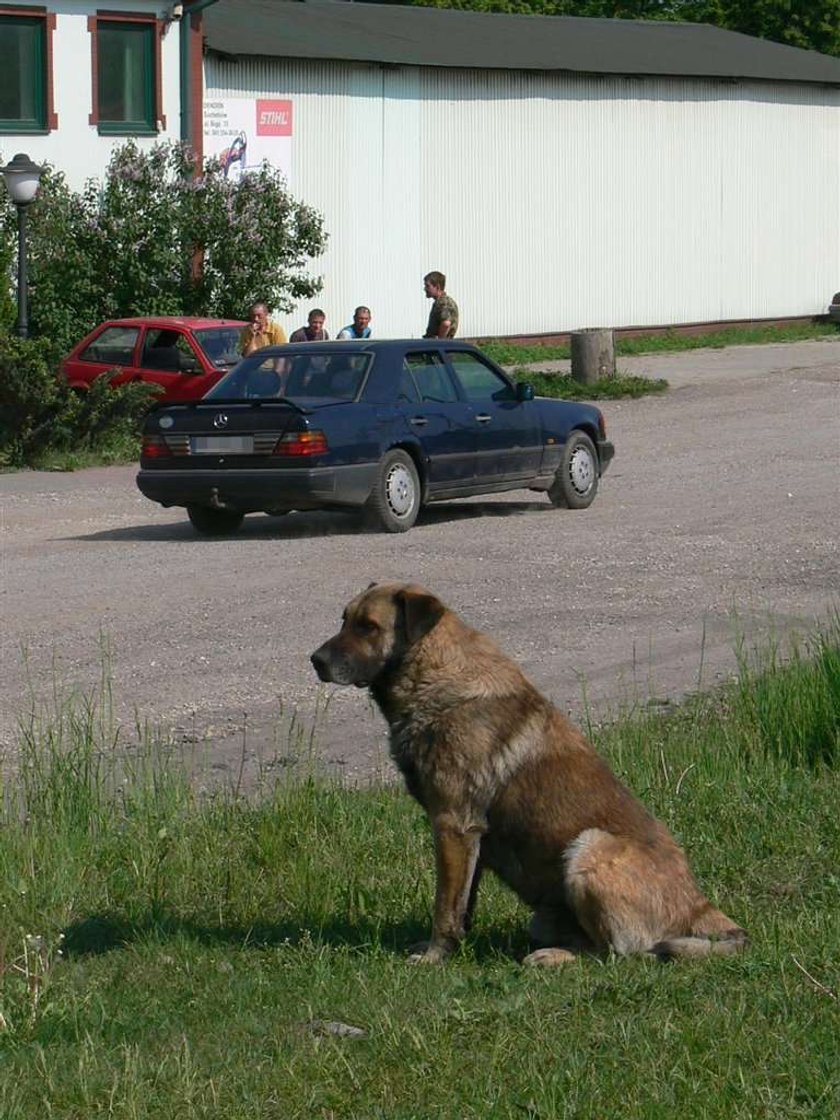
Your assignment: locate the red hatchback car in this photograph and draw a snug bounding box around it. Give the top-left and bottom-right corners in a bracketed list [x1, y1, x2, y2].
[59, 316, 248, 402]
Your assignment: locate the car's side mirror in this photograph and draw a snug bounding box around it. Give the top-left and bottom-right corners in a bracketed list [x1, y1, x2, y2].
[516, 381, 534, 401]
[180, 356, 201, 374]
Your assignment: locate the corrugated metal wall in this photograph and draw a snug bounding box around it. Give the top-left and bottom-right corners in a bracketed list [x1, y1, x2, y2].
[206, 57, 839, 339]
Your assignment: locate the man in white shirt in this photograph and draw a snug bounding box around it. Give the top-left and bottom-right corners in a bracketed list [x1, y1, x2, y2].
[337, 306, 372, 340]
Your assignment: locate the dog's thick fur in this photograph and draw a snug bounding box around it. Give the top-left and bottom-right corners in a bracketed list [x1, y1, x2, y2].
[311, 583, 748, 965]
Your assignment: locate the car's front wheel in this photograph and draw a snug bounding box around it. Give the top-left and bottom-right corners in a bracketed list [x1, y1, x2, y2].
[365, 449, 421, 532]
[547, 431, 599, 509]
[186, 505, 244, 535]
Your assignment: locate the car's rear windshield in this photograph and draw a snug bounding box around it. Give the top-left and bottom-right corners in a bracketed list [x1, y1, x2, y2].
[193, 326, 246, 368]
[205, 350, 371, 401]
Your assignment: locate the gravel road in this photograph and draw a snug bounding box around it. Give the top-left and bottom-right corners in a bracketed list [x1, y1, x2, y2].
[1, 338, 838, 790]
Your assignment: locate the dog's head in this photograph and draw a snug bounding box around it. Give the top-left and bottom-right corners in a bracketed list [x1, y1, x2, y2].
[310, 582, 446, 688]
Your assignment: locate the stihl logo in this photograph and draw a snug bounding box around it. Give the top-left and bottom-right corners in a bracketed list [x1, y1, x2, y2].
[256, 99, 293, 136]
[260, 110, 288, 126]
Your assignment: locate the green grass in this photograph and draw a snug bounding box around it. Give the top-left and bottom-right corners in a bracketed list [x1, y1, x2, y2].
[519, 371, 668, 400]
[1, 620, 839, 1118]
[20, 433, 142, 472]
[480, 319, 838, 367]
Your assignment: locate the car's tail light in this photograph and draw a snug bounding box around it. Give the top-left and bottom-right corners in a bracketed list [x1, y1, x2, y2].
[273, 430, 328, 457]
[141, 434, 172, 458]
[597, 411, 607, 439]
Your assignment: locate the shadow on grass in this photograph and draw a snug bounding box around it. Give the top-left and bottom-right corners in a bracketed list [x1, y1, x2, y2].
[66, 498, 550, 543]
[62, 910, 531, 963]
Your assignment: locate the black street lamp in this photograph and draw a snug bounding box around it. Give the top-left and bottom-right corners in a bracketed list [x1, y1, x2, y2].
[1, 152, 44, 339]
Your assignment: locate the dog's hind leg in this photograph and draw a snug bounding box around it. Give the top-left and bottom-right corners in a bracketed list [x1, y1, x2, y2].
[563, 828, 749, 960]
[653, 904, 749, 960]
[521, 907, 595, 966]
[522, 947, 579, 966]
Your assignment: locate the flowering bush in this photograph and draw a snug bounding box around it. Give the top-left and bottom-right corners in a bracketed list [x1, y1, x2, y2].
[1, 141, 328, 356]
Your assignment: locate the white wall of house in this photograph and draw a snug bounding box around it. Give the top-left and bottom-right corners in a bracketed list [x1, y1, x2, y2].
[206, 56, 840, 338]
[1, 1, 182, 191]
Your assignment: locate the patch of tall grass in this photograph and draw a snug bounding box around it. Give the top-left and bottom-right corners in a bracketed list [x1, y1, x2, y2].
[516, 370, 668, 400]
[730, 618, 840, 768]
[598, 614, 840, 784]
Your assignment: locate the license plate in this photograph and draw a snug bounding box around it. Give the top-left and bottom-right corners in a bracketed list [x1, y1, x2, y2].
[191, 435, 254, 454]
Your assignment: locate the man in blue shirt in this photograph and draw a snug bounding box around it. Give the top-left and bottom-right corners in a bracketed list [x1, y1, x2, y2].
[337, 306, 372, 340]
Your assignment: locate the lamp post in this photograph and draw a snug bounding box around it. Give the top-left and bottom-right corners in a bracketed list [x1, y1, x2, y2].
[1, 152, 44, 339]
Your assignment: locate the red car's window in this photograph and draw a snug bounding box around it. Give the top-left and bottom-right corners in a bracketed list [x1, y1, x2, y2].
[141, 329, 201, 373]
[79, 325, 140, 366]
[193, 326, 245, 367]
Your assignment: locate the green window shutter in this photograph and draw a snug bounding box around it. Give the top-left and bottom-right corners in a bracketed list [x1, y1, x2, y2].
[0, 16, 46, 132]
[97, 21, 155, 134]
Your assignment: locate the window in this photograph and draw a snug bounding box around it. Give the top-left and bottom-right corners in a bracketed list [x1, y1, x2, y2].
[80, 325, 140, 366]
[89, 13, 163, 134]
[0, 8, 57, 133]
[446, 352, 514, 402]
[142, 329, 201, 373]
[397, 365, 420, 404]
[403, 352, 458, 403]
[194, 327, 246, 368]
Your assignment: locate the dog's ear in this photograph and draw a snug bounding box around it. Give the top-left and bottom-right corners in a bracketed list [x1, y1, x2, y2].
[396, 587, 446, 645]
[366, 581, 378, 590]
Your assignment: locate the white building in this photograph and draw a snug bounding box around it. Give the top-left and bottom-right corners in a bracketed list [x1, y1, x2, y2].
[0, 1, 184, 188]
[3, 0, 839, 338]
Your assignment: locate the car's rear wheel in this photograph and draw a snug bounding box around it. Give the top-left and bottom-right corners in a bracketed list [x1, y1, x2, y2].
[186, 505, 244, 535]
[365, 449, 420, 532]
[547, 431, 599, 509]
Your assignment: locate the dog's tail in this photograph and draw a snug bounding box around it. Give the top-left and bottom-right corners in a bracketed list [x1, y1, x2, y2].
[653, 905, 749, 961]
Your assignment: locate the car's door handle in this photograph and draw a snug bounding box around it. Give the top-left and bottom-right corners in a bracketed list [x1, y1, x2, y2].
[409, 416, 428, 427]
[474, 414, 492, 424]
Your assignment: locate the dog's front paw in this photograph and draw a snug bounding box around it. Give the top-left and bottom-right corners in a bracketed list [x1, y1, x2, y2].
[407, 941, 450, 964]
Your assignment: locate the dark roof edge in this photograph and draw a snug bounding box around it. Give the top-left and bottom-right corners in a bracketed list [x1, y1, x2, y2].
[205, 48, 840, 89]
[202, 1, 840, 87]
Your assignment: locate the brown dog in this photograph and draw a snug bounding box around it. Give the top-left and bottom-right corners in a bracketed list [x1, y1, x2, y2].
[310, 583, 747, 965]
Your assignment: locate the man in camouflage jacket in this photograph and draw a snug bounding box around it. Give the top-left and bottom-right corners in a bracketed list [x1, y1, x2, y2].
[422, 271, 459, 339]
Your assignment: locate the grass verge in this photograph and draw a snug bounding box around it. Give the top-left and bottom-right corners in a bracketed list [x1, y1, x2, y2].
[480, 320, 838, 367]
[518, 371, 668, 400]
[1, 619, 838, 1118]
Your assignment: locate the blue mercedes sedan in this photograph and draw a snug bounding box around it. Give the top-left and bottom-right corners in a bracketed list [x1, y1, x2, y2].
[136, 339, 614, 534]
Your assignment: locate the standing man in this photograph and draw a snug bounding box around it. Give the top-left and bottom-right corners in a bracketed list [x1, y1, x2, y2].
[239, 301, 287, 356]
[337, 306, 372, 340]
[290, 308, 329, 343]
[422, 271, 459, 339]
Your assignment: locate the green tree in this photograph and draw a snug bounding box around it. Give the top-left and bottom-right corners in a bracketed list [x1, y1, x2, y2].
[0, 229, 14, 333]
[0, 333, 154, 467]
[374, 1, 840, 56]
[676, 1, 840, 56]
[1, 141, 328, 355]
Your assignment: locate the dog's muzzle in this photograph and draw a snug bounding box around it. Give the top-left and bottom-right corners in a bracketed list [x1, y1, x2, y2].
[310, 645, 335, 683]
[310, 643, 372, 688]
